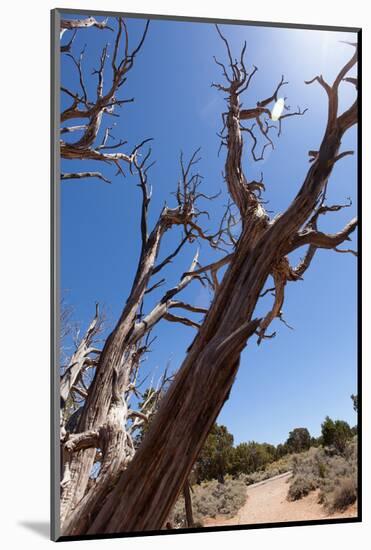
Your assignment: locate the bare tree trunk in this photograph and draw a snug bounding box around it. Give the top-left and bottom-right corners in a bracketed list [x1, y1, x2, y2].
[60, 102, 213, 532]
[60, 208, 199, 524]
[60, 228, 163, 520]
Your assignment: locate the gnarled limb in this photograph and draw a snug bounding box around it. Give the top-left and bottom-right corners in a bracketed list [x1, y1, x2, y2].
[152, 234, 189, 275]
[61, 172, 111, 184]
[169, 302, 208, 315]
[290, 217, 357, 279]
[130, 250, 202, 343]
[64, 430, 100, 453]
[291, 217, 357, 251]
[163, 313, 201, 330]
[61, 16, 113, 33]
[334, 247, 357, 257]
[257, 270, 286, 345]
[60, 18, 150, 179]
[61, 30, 77, 53]
[287, 196, 356, 277]
[263, 43, 358, 265]
[60, 304, 102, 408]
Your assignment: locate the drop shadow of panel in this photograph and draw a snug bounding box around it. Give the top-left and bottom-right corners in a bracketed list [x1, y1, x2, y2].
[18, 521, 49, 539]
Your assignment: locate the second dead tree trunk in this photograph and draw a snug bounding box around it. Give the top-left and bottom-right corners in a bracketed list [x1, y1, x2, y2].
[59, 17, 226, 535]
[183, 481, 194, 528]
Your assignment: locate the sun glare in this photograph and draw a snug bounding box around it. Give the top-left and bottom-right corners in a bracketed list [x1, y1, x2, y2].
[271, 98, 285, 121]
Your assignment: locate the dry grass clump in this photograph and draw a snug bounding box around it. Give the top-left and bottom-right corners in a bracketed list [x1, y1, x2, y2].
[329, 477, 357, 511]
[169, 477, 247, 528]
[318, 437, 357, 511]
[287, 476, 317, 500]
[287, 437, 357, 512]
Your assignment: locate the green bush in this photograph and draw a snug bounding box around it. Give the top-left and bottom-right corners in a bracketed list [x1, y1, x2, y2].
[285, 428, 311, 453]
[321, 417, 353, 454]
[195, 424, 234, 483]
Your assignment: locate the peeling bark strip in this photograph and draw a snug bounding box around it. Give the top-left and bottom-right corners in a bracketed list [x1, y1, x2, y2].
[60, 205, 182, 522]
[59, 21, 357, 537]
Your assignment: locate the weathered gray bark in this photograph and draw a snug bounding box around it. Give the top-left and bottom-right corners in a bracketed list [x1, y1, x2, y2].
[60, 16, 206, 533]
[59, 20, 222, 529]
[59, 106, 217, 533]
[60, 202, 204, 525]
[60, 304, 100, 408]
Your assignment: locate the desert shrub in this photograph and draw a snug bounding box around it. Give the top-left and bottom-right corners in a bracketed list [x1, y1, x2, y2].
[287, 437, 357, 512]
[343, 436, 357, 462]
[240, 471, 267, 485]
[287, 476, 318, 500]
[289, 447, 322, 478]
[328, 477, 357, 512]
[168, 477, 247, 528]
[318, 439, 357, 510]
[318, 461, 326, 479]
[266, 454, 294, 475]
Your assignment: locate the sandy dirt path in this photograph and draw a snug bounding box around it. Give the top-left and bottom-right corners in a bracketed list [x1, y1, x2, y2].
[204, 472, 357, 527]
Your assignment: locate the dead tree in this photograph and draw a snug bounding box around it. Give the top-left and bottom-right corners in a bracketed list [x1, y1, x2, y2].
[59, 17, 235, 535]
[65, 27, 357, 535]
[59, 141, 227, 533]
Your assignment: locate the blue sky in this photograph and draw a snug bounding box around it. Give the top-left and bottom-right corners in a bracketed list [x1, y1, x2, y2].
[60, 14, 358, 446]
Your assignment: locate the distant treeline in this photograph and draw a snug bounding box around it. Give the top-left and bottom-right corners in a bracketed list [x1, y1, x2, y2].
[194, 396, 357, 484]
